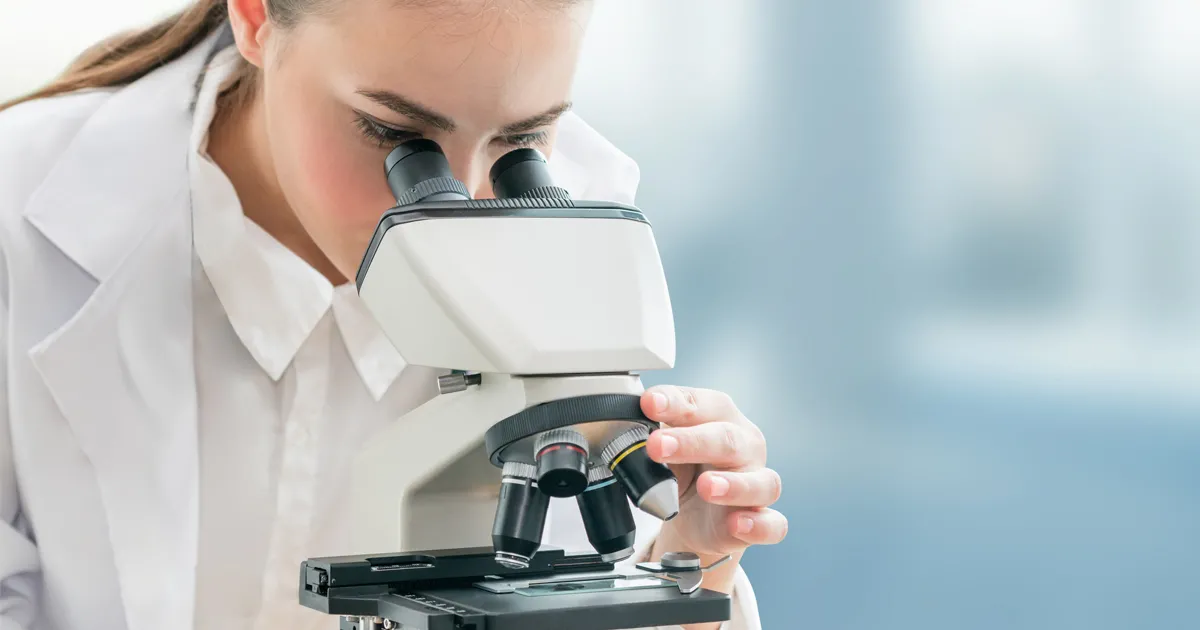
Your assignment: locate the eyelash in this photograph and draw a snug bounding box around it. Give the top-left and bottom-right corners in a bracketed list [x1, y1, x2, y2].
[353, 114, 549, 149]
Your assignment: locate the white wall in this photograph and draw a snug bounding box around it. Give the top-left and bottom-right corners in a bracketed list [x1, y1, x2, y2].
[0, 1, 192, 101]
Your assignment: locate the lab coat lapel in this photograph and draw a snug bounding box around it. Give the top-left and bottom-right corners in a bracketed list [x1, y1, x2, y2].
[548, 112, 641, 205]
[22, 37, 216, 630]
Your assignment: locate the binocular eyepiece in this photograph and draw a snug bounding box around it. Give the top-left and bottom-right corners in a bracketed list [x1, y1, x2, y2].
[384, 138, 570, 205]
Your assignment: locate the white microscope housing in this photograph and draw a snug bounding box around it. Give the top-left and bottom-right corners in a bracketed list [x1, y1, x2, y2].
[350, 140, 679, 569]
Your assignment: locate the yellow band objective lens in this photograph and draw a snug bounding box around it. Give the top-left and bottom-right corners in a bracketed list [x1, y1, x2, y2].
[609, 441, 646, 470]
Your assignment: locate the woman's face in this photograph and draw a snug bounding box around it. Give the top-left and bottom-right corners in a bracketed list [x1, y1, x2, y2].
[259, 0, 592, 281]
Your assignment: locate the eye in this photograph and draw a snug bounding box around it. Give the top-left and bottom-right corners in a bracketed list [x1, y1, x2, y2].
[498, 131, 550, 148]
[354, 112, 420, 148]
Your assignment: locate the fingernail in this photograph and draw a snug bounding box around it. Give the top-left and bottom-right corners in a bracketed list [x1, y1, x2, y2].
[651, 392, 669, 414]
[737, 516, 755, 535]
[709, 475, 730, 497]
[659, 433, 679, 458]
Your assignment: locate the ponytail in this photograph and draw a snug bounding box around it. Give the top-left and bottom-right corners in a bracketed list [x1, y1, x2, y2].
[0, 0, 234, 112]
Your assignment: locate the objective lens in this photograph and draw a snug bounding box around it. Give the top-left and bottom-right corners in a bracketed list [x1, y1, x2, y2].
[491, 461, 549, 569]
[384, 139, 470, 205]
[534, 428, 589, 498]
[601, 425, 679, 521]
[489, 148, 571, 200]
[577, 466, 637, 563]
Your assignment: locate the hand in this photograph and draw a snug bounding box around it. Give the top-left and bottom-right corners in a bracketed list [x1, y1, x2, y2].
[640, 385, 787, 611]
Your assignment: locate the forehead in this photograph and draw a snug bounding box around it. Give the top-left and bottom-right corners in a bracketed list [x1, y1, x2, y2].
[295, 0, 592, 128]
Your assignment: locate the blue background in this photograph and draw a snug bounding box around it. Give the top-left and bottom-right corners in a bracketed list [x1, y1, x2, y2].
[570, 2, 1200, 628]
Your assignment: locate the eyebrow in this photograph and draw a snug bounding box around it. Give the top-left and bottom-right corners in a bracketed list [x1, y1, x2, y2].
[357, 89, 572, 136]
[358, 89, 456, 132]
[500, 101, 573, 135]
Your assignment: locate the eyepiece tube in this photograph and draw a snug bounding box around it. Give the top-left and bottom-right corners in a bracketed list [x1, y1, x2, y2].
[577, 467, 637, 563]
[384, 139, 470, 205]
[601, 426, 679, 521]
[489, 148, 570, 200]
[491, 462, 549, 569]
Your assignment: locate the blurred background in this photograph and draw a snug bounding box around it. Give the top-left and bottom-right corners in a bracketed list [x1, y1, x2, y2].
[4, 0, 1200, 628]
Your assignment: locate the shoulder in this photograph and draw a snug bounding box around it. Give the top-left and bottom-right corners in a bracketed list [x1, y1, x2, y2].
[552, 112, 641, 205]
[0, 89, 116, 234]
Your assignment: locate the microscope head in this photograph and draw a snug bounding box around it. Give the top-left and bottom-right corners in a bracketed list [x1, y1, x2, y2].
[355, 139, 679, 569]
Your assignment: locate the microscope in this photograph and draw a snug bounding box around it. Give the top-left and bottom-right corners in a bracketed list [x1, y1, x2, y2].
[298, 140, 731, 629]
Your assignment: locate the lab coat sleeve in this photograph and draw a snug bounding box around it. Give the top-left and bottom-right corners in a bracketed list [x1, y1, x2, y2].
[543, 498, 762, 630]
[0, 240, 41, 629]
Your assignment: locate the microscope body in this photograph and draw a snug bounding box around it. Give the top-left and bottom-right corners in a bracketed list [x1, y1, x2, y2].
[346, 141, 680, 568]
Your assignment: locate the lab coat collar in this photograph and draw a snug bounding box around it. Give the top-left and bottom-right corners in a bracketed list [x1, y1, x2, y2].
[330, 284, 409, 400]
[187, 45, 331, 383]
[22, 32, 223, 630]
[23, 69, 198, 282]
[190, 45, 406, 400]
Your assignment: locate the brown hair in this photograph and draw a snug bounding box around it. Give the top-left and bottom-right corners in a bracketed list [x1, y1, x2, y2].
[0, 0, 320, 113]
[0, 0, 585, 114]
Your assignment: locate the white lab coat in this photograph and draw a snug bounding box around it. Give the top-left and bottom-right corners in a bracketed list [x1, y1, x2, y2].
[0, 30, 758, 630]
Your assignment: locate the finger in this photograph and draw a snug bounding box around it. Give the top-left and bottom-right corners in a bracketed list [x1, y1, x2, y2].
[647, 422, 765, 469]
[642, 385, 742, 428]
[728, 508, 788, 546]
[698, 469, 783, 507]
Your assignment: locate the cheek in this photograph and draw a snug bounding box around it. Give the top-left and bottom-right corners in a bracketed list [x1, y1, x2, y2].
[294, 123, 390, 223]
[269, 95, 396, 261]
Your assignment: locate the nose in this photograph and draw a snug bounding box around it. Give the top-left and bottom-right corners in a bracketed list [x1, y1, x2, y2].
[444, 148, 495, 200]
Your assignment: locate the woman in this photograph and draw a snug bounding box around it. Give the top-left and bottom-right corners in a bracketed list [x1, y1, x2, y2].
[0, 1, 787, 629]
